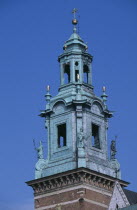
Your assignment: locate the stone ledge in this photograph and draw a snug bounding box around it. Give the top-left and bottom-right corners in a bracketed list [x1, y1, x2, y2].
[26, 167, 129, 196]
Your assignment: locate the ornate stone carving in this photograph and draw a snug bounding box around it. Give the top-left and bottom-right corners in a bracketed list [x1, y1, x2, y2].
[77, 128, 85, 148]
[91, 103, 103, 116]
[35, 159, 48, 179]
[27, 168, 128, 196]
[34, 140, 44, 160]
[53, 103, 65, 114]
[110, 140, 117, 160]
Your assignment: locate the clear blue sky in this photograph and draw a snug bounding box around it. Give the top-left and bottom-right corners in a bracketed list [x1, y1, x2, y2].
[0, 0, 137, 209]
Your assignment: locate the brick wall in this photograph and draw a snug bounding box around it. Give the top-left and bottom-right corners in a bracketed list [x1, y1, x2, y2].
[35, 185, 111, 209]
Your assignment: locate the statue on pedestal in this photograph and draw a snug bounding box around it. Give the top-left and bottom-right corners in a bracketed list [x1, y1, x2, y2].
[33, 140, 48, 179]
[77, 128, 91, 149]
[77, 128, 85, 148]
[110, 140, 117, 160]
[34, 140, 44, 160]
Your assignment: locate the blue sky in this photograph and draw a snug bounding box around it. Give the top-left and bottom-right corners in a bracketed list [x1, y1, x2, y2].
[0, 0, 137, 209]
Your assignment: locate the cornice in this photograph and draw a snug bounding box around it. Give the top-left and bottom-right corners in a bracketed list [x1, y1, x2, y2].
[26, 168, 129, 196]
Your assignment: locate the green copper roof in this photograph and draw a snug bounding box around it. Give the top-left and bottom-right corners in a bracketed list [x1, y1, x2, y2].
[120, 204, 137, 209]
[63, 28, 87, 52]
[68, 28, 83, 41]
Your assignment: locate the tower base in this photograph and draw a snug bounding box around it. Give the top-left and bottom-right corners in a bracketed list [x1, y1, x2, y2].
[26, 168, 128, 210]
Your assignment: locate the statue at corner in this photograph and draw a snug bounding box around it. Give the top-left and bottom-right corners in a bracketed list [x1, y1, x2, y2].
[77, 128, 85, 148]
[35, 140, 44, 159]
[33, 140, 48, 179]
[110, 140, 117, 160]
[110, 139, 121, 179]
[77, 128, 91, 149]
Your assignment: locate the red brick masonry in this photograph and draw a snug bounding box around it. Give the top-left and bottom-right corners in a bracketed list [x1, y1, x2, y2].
[26, 168, 128, 210]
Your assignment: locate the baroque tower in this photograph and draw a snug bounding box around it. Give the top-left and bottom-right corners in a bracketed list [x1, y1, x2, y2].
[27, 11, 133, 210]
[35, 13, 121, 180]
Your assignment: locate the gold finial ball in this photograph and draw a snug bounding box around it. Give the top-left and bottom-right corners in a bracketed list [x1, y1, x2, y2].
[72, 19, 78, 25]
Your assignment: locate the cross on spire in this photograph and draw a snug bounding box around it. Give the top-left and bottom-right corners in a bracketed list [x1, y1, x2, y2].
[72, 8, 78, 31]
[72, 8, 78, 19]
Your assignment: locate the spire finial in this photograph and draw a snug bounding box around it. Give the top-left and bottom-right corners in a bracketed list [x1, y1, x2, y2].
[45, 85, 51, 110]
[47, 85, 50, 92]
[72, 8, 78, 33]
[101, 86, 108, 108]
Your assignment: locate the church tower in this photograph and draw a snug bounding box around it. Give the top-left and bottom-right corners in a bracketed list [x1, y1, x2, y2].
[27, 10, 131, 210]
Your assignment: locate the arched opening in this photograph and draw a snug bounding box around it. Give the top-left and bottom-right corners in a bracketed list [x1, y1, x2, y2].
[83, 64, 89, 83]
[64, 64, 70, 84]
[91, 123, 100, 149]
[57, 123, 66, 148]
[75, 61, 79, 82]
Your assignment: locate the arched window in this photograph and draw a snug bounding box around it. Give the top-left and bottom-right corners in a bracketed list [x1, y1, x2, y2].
[91, 123, 100, 149]
[57, 123, 66, 148]
[64, 64, 70, 84]
[75, 61, 79, 82]
[83, 64, 89, 83]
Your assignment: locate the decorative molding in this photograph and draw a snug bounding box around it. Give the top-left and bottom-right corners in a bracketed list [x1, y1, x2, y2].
[26, 168, 128, 196]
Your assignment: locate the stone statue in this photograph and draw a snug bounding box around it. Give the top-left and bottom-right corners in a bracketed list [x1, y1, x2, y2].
[110, 138, 121, 179]
[77, 128, 91, 148]
[33, 140, 48, 179]
[77, 128, 85, 148]
[110, 140, 117, 159]
[34, 140, 44, 160]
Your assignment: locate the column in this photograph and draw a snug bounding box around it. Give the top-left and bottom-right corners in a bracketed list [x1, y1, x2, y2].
[79, 58, 83, 83]
[45, 117, 50, 160]
[76, 105, 86, 168]
[60, 63, 64, 85]
[70, 59, 75, 82]
[88, 63, 92, 85]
